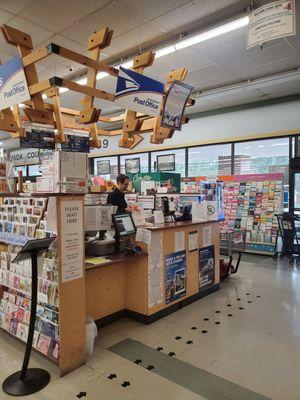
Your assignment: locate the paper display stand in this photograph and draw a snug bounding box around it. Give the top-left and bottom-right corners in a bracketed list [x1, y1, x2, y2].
[2, 237, 55, 397]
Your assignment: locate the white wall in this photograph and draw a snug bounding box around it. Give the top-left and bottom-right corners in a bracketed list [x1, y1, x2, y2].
[91, 100, 300, 156]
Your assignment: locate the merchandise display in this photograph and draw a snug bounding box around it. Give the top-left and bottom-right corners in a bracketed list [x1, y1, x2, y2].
[220, 174, 283, 254]
[0, 197, 59, 360]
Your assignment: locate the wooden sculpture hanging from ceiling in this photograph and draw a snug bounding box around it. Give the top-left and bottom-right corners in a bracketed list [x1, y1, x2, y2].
[0, 24, 194, 150]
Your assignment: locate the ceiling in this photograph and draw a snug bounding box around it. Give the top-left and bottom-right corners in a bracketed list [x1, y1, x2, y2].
[0, 0, 299, 116]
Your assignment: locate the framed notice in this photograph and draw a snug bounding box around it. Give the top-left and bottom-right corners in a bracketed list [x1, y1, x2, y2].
[157, 153, 175, 172]
[97, 160, 110, 175]
[161, 80, 193, 130]
[247, 0, 296, 49]
[125, 158, 140, 174]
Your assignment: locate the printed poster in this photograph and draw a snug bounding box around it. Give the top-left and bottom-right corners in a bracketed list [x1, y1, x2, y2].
[0, 56, 30, 110]
[165, 250, 186, 304]
[247, 0, 296, 49]
[199, 245, 215, 290]
[60, 200, 84, 283]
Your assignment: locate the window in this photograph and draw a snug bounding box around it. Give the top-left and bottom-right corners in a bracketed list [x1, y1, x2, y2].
[188, 144, 231, 177]
[120, 153, 149, 174]
[93, 156, 118, 180]
[234, 138, 289, 184]
[151, 149, 185, 176]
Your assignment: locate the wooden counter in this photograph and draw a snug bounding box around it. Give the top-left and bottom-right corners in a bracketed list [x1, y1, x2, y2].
[85, 220, 220, 325]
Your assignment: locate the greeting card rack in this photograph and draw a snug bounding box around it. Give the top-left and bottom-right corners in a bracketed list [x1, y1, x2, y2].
[0, 193, 85, 376]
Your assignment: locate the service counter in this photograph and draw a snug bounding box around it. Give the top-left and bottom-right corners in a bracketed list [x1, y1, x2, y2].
[85, 220, 220, 325]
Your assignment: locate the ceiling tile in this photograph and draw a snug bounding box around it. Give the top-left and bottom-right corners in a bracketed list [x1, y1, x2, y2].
[152, 0, 247, 36]
[185, 65, 239, 90]
[0, 1, 34, 14]
[21, 0, 110, 32]
[116, 0, 193, 22]
[0, 8, 14, 24]
[60, 1, 141, 46]
[8, 17, 53, 46]
[219, 42, 298, 73]
[102, 22, 167, 59]
[147, 48, 215, 82]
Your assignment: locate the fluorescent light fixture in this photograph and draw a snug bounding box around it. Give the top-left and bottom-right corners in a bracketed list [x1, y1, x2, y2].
[77, 77, 87, 85]
[59, 87, 69, 93]
[175, 16, 249, 50]
[258, 145, 265, 148]
[96, 71, 109, 79]
[119, 60, 133, 69]
[0, 141, 3, 145]
[58, 15, 249, 95]
[155, 45, 176, 58]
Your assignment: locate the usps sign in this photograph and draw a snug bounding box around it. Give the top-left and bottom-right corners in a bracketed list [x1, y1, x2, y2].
[115, 66, 164, 116]
[0, 56, 30, 111]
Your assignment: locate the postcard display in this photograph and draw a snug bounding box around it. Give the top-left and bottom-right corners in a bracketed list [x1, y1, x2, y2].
[0, 194, 86, 376]
[220, 174, 283, 254]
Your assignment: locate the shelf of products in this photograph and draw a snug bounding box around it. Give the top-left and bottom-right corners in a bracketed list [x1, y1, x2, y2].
[0, 196, 59, 361]
[220, 174, 283, 254]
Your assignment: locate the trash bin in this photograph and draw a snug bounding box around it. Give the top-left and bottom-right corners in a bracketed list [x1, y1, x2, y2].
[86, 316, 98, 355]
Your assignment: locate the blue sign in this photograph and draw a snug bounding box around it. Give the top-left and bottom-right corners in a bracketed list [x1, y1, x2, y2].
[20, 129, 55, 150]
[165, 250, 186, 304]
[61, 135, 90, 153]
[0, 56, 30, 110]
[115, 67, 164, 116]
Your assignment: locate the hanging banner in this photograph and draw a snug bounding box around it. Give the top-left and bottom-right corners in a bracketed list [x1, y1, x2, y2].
[247, 0, 296, 49]
[161, 80, 193, 130]
[0, 56, 30, 110]
[115, 66, 164, 116]
[165, 250, 186, 304]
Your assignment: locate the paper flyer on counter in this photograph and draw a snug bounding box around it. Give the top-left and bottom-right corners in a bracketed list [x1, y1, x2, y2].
[175, 231, 185, 252]
[165, 250, 186, 304]
[199, 245, 215, 290]
[189, 231, 198, 252]
[148, 231, 163, 308]
[60, 200, 84, 283]
[203, 226, 212, 247]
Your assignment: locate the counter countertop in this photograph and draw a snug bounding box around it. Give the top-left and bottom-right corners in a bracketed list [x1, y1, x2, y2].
[145, 219, 221, 231]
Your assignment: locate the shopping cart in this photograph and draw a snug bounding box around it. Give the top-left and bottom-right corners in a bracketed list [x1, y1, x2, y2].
[220, 232, 245, 280]
[276, 213, 300, 265]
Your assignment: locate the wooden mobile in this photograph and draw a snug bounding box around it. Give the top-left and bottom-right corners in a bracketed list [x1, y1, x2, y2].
[0, 24, 194, 149]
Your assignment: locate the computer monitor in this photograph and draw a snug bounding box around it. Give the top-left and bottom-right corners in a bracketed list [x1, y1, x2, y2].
[113, 213, 136, 237]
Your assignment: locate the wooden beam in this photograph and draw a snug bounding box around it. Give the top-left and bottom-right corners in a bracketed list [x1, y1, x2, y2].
[29, 79, 52, 95]
[1, 24, 33, 48]
[90, 123, 101, 148]
[23, 108, 54, 125]
[46, 87, 65, 142]
[22, 46, 51, 67]
[1, 25, 47, 112]
[21, 43, 118, 76]
[61, 78, 115, 102]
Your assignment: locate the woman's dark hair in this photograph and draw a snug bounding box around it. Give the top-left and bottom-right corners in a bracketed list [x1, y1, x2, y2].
[116, 174, 129, 184]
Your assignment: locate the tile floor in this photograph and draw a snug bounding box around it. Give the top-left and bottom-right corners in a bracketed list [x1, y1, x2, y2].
[1, 255, 300, 399]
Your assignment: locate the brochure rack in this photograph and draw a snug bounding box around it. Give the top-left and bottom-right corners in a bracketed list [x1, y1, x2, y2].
[0, 193, 85, 377]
